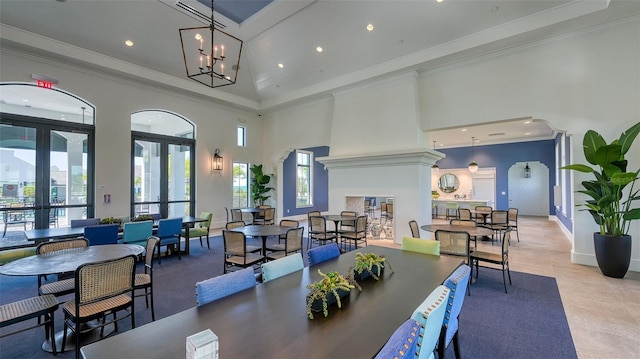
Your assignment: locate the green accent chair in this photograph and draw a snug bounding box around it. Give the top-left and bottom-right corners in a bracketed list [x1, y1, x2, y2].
[181, 212, 213, 249]
[0, 247, 36, 265]
[401, 237, 440, 256]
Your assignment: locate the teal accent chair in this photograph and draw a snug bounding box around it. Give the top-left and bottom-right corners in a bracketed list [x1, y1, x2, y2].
[411, 285, 450, 359]
[122, 221, 153, 246]
[195, 267, 256, 306]
[261, 253, 304, 283]
[438, 264, 471, 359]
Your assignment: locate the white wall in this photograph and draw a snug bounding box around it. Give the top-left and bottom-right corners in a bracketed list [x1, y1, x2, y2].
[265, 19, 640, 271]
[0, 49, 264, 229]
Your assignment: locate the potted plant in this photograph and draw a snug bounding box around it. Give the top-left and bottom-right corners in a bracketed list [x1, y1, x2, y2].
[561, 122, 640, 278]
[99, 216, 124, 229]
[432, 190, 440, 199]
[353, 252, 395, 281]
[132, 214, 154, 222]
[306, 269, 361, 319]
[250, 164, 272, 206]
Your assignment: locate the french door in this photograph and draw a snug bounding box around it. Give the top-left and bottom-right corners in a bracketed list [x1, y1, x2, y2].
[0, 114, 94, 233]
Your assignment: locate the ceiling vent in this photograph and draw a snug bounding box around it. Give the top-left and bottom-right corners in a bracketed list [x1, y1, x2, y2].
[488, 132, 506, 137]
[175, 1, 226, 29]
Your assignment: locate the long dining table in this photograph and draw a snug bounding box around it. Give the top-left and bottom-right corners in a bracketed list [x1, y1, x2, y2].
[23, 216, 206, 254]
[80, 245, 463, 358]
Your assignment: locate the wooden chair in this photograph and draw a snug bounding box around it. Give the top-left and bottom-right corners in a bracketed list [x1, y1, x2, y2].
[37, 238, 90, 298]
[458, 208, 472, 220]
[181, 212, 213, 249]
[134, 236, 159, 321]
[230, 208, 244, 223]
[488, 210, 509, 241]
[195, 267, 256, 306]
[436, 230, 471, 264]
[450, 219, 478, 250]
[276, 219, 299, 243]
[223, 230, 265, 274]
[266, 227, 303, 260]
[470, 228, 512, 293]
[508, 208, 520, 242]
[261, 253, 304, 283]
[156, 217, 183, 263]
[408, 220, 420, 238]
[255, 207, 275, 225]
[0, 295, 60, 355]
[308, 216, 336, 250]
[338, 211, 356, 233]
[340, 215, 368, 251]
[61, 255, 136, 359]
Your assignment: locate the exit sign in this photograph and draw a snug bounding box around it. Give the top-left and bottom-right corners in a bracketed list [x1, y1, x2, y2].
[37, 80, 54, 89]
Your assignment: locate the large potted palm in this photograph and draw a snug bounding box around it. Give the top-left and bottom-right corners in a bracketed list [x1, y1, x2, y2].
[562, 122, 640, 277]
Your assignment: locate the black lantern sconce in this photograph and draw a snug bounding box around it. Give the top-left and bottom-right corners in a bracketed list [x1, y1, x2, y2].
[212, 149, 223, 172]
[524, 163, 531, 178]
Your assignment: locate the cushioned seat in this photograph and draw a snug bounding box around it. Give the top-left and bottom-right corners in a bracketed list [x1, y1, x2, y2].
[438, 264, 471, 359]
[195, 267, 256, 306]
[261, 253, 304, 283]
[0, 295, 60, 355]
[307, 242, 340, 266]
[411, 285, 450, 359]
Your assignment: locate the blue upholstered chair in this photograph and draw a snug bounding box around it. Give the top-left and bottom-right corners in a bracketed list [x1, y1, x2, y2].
[307, 242, 340, 266]
[156, 217, 183, 263]
[374, 318, 420, 358]
[401, 237, 440, 256]
[195, 267, 256, 306]
[261, 253, 304, 283]
[83, 224, 119, 245]
[122, 221, 153, 246]
[411, 285, 450, 359]
[438, 264, 471, 359]
[70, 218, 100, 228]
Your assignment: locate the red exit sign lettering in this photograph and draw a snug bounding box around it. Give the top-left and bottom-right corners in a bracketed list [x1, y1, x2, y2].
[37, 80, 54, 89]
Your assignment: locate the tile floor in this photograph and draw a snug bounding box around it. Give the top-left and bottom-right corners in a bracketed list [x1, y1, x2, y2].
[371, 216, 640, 359]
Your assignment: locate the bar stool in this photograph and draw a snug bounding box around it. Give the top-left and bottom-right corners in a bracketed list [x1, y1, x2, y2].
[432, 202, 438, 219]
[445, 202, 459, 219]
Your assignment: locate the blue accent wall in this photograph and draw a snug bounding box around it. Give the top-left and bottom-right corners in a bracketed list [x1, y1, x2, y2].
[436, 140, 556, 214]
[282, 146, 329, 216]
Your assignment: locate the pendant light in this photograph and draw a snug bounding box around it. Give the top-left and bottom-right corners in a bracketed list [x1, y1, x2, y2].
[431, 141, 439, 171]
[468, 137, 479, 173]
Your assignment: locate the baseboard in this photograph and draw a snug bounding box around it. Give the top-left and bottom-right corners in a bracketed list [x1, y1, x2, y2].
[572, 251, 640, 273]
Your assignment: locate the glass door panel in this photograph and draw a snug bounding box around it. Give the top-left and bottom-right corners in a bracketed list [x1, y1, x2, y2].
[133, 140, 161, 218]
[168, 144, 190, 217]
[50, 130, 90, 226]
[0, 124, 36, 237]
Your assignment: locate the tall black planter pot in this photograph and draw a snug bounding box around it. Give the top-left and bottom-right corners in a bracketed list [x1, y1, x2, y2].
[593, 233, 632, 278]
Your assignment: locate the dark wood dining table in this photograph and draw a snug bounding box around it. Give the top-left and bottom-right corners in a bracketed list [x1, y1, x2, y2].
[80, 246, 463, 359]
[229, 224, 291, 254]
[23, 216, 206, 254]
[0, 244, 144, 352]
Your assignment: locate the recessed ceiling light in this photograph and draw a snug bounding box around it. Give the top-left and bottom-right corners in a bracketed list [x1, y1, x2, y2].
[524, 120, 531, 124]
[525, 132, 531, 136]
[437, 0, 444, 2]
[366, 24, 374, 31]
[316, 46, 323, 53]
[195, 34, 202, 40]
[125, 40, 134, 47]
[22, 99, 29, 103]
[491, 5, 500, 12]
[278, 63, 284, 69]
[461, 128, 467, 132]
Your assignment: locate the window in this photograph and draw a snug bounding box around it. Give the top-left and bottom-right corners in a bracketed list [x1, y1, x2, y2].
[237, 126, 246, 147]
[296, 150, 313, 207]
[232, 162, 249, 208]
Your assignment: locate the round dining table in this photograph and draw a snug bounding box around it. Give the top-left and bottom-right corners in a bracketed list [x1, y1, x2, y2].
[0, 244, 144, 276]
[420, 224, 494, 238]
[0, 243, 145, 353]
[230, 225, 291, 254]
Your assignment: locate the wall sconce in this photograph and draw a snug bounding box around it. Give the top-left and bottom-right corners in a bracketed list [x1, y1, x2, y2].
[212, 149, 223, 172]
[524, 163, 531, 178]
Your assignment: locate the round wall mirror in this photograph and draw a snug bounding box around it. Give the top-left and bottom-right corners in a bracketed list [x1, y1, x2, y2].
[438, 174, 459, 193]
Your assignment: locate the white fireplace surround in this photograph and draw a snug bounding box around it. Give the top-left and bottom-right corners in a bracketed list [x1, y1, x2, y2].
[318, 148, 443, 243]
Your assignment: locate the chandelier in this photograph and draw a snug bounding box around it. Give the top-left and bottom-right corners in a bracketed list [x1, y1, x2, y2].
[179, 0, 243, 88]
[468, 137, 479, 173]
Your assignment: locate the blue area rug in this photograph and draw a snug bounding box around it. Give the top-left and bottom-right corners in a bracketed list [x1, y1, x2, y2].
[0, 236, 577, 358]
[451, 268, 578, 359]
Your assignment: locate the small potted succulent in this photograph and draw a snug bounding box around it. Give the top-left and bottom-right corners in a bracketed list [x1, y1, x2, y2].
[306, 269, 361, 319]
[353, 252, 395, 281]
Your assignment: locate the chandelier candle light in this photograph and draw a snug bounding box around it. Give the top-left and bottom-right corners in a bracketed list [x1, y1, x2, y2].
[179, 0, 243, 88]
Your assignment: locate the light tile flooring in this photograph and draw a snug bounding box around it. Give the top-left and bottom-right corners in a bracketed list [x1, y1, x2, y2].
[372, 216, 640, 359]
[215, 216, 639, 358]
